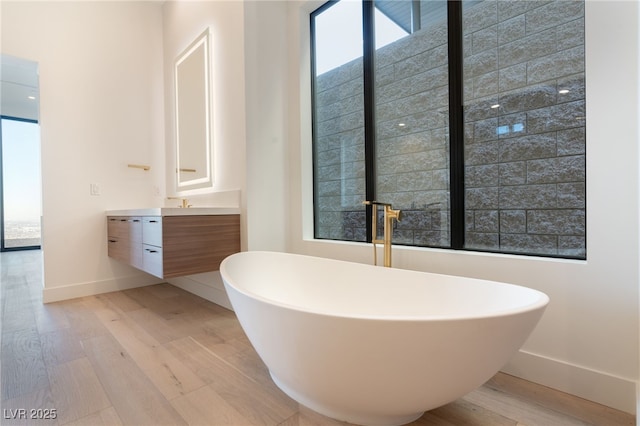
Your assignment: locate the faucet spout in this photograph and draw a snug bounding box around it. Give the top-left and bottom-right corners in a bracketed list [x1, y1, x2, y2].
[167, 197, 191, 208]
[383, 205, 401, 267]
[363, 201, 401, 267]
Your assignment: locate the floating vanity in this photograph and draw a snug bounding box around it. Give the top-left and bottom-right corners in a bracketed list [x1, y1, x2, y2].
[106, 208, 240, 279]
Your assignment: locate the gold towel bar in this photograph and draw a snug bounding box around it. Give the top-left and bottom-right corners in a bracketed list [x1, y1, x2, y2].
[128, 164, 150, 171]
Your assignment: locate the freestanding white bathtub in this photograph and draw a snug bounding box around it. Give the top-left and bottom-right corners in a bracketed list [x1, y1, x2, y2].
[220, 251, 549, 426]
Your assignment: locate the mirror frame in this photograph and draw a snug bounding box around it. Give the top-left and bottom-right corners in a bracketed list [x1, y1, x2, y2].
[174, 28, 214, 192]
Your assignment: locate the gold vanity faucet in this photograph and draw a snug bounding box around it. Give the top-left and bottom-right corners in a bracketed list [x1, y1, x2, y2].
[167, 197, 191, 208]
[363, 201, 402, 267]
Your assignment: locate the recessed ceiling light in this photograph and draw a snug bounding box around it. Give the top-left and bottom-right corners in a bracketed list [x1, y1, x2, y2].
[398, 123, 406, 127]
[28, 95, 36, 100]
[558, 89, 570, 94]
[490, 104, 500, 109]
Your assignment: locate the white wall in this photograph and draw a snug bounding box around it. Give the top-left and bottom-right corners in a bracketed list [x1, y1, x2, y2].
[161, 1, 247, 308]
[244, 1, 290, 252]
[1, 1, 249, 305]
[162, 1, 246, 203]
[1, 1, 167, 301]
[276, 0, 639, 415]
[165, 0, 289, 251]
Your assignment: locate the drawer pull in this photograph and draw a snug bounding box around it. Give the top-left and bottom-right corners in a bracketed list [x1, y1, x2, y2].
[145, 249, 158, 253]
[108, 239, 117, 243]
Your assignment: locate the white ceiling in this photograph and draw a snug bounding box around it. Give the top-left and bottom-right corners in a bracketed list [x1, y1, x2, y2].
[0, 54, 39, 121]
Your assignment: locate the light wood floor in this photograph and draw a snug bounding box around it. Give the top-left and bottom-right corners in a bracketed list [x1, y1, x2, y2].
[0, 250, 635, 426]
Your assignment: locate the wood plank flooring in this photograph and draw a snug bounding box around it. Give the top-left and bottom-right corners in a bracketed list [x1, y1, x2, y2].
[0, 250, 635, 425]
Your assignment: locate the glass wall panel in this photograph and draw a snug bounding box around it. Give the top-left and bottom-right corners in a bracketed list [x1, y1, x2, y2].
[374, 0, 450, 247]
[1, 118, 42, 249]
[312, 1, 366, 241]
[462, 0, 586, 258]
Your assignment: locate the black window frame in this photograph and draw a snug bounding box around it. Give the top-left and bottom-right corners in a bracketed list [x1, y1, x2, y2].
[310, 0, 586, 260]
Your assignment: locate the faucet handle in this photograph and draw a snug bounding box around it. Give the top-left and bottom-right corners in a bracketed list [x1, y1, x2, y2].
[383, 204, 402, 221]
[363, 200, 393, 207]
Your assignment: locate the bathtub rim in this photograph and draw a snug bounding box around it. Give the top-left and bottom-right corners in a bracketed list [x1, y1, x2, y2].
[220, 250, 550, 322]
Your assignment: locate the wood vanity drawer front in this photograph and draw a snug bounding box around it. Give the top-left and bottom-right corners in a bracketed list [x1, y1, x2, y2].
[162, 215, 241, 278]
[143, 217, 163, 247]
[108, 217, 128, 239]
[108, 216, 142, 240]
[108, 216, 142, 267]
[142, 244, 163, 278]
[129, 218, 142, 242]
[130, 242, 143, 270]
[107, 237, 129, 263]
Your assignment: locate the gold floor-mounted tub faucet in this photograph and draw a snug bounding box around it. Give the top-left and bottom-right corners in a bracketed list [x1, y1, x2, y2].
[363, 201, 402, 267]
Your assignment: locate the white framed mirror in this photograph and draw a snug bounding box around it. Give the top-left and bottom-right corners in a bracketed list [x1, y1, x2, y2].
[175, 28, 213, 192]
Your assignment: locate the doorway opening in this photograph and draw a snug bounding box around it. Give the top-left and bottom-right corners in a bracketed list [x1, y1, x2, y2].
[0, 117, 42, 250]
[0, 54, 41, 252]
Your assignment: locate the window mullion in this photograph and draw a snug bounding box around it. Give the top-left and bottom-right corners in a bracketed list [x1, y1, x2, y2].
[447, 0, 465, 249]
[362, 0, 376, 243]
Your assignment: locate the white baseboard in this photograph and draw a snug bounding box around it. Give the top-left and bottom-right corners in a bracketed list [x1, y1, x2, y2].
[43, 273, 163, 303]
[167, 273, 233, 311]
[502, 350, 637, 415]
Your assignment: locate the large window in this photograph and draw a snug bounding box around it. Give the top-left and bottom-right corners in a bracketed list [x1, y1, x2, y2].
[311, 0, 586, 259]
[1, 117, 42, 250]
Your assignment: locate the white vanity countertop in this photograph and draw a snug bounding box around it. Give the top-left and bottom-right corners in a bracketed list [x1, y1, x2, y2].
[106, 207, 240, 216]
